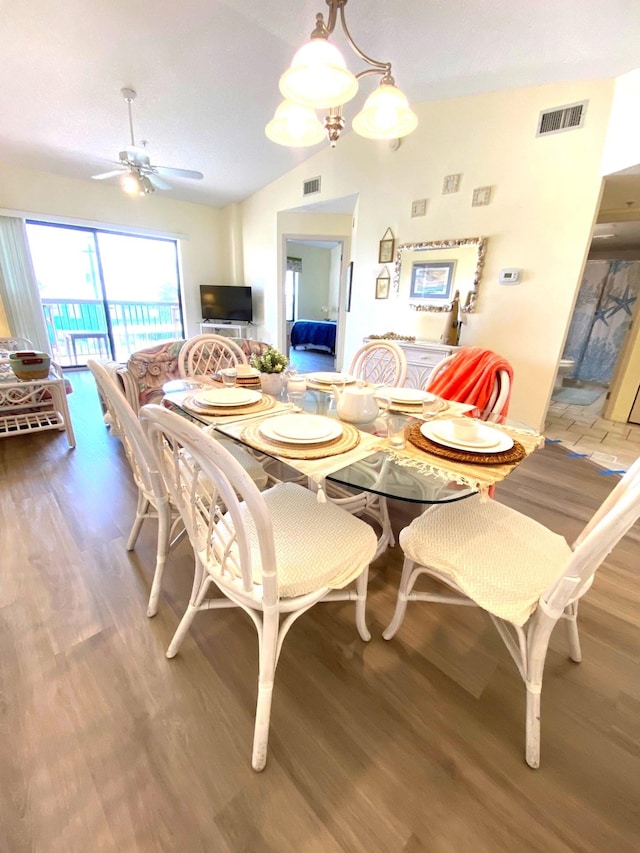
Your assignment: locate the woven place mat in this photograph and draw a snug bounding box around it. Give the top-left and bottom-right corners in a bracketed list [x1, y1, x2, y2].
[183, 392, 276, 418]
[241, 418, 361, 460]
[212, 372, 262, 388]
[235, 376, 261, 388]
[407, 422, 526, 465]
[383, 398, 450, 416]
[304, 380, 342, 393]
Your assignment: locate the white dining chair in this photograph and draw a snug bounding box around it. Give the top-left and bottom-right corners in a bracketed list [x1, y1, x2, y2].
[383, 456, 640, 768]
[349, 340, 407, 387]
[178, 333, 247, 381]
[322, 340, 407, 556]
[139, 403, 378, 771]
[87, 359, 268, 617]
[426, 348, 512, 419]
[88, 358, 182, 617]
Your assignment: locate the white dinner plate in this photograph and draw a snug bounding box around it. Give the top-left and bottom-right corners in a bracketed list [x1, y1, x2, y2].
[259, 414, 343, 445]
[375, 387, 433, 405]
[307, 372, 355, 385]
[195, 388, 261, 407]
[421, 420, 514, 452]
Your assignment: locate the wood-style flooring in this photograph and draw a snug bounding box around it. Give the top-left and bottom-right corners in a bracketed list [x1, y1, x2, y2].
[1, 371, 638, 853]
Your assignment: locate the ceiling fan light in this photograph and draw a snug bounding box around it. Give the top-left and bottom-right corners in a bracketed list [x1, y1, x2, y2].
[139, 175, 155, 194]
[265, 100, 326, 147]
[120, 171, 141, 195]
[279, 38, 358, 109]
[352, 83, 418, 140]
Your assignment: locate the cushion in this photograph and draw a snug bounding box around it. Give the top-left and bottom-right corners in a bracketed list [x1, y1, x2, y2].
[226, 483, 377, 598]
[127, 340, 185, 406]
[399, 494, 572, 626]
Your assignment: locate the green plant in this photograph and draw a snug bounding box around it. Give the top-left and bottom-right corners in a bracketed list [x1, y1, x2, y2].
[250, 346, 288, 374]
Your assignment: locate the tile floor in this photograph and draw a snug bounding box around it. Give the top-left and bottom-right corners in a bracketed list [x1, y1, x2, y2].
[544, 381, 640, 473]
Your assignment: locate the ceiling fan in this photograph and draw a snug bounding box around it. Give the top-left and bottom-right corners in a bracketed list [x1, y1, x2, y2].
[91, 88, 204, 195]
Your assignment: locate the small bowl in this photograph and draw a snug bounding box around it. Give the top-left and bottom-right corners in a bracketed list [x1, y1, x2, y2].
[449, 417, 480, 442]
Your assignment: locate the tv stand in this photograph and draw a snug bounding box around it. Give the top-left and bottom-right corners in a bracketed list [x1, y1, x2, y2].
[200, 321, 250, 339]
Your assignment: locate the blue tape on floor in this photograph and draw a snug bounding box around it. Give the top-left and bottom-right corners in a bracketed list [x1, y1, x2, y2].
[566, 452, 589, 458]
[545, 438, 563, 444]
[597, 469, 626, 476]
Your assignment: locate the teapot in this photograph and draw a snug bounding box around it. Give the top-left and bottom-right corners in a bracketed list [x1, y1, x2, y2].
[332, 381, 379, 424]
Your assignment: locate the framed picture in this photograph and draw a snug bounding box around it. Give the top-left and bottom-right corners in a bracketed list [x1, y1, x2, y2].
[375, 268, 390, 299]
[345, 261, 354, 312]
[378, 228, 395, 264]
[410, 260, 456, 300]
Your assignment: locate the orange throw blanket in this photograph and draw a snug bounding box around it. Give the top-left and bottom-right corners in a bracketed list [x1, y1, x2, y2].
[428, 347, 513, 414]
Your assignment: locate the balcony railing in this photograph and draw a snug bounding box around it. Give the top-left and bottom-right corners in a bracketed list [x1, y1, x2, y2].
[42, 298, 183, 366]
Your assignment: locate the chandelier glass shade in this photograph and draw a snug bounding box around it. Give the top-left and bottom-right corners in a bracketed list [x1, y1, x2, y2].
[266, 0, 417, 148]
[279, 38, 359, 109]
[352, 82, 418, 140]
[265, 100, 327, 147]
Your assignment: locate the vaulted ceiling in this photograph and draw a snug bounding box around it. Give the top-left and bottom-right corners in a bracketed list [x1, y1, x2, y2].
[1, 1, 638, 208]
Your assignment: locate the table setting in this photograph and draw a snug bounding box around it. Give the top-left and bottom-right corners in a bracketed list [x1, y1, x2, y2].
[303, 370, 357, 392]
[164, 373, 543, 504]
[165, 383, 292, 424]
[383, 409, 543, 496]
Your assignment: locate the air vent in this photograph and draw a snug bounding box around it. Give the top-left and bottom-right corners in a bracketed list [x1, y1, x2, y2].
[536, 101, 587, 137]
[303, 176, 321, 196]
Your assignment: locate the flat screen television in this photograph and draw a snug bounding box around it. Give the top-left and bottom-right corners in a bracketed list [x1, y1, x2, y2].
[200, 285, 253, 323]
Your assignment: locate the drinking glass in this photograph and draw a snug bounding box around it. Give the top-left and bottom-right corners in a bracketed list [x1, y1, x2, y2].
[421, 397, 443, 421]
[287, 375, 307, 410]
[221, 368, 237, 388]
[386, 413, 408, 449]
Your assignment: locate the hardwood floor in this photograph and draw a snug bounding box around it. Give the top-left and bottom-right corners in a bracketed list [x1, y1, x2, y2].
[1, 371, 638, 853]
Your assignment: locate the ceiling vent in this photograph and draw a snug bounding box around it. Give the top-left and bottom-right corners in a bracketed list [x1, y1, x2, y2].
[303, 176, 321, 196]
[536, 101, 587, 137]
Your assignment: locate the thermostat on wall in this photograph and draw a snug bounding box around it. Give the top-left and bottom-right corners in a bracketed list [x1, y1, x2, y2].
[499, 268, 522, 284]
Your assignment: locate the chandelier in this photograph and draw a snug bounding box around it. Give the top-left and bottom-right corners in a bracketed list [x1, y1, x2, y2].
[266, 0, 418, 148]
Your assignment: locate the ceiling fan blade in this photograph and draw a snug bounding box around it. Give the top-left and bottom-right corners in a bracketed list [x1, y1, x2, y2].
[153, 165, 204, 180]
[147, 174, 172, 191]
[91, 169, 124, 180]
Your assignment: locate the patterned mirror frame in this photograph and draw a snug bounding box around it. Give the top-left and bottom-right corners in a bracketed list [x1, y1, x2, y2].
[393, 236, 488, 313]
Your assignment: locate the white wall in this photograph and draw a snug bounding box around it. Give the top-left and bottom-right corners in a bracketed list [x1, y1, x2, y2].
[286, 241, 332, 319]
[0, 163, 225, 339]
[329, 245, 342, 319]
[601, 69, 640, 176]
[236, 79, 614, 429]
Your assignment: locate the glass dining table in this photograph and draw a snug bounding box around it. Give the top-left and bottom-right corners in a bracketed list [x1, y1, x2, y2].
[162, 377, 542, 509]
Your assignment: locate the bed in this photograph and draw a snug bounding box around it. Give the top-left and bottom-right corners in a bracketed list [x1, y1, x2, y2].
[290, 320, 337, 354]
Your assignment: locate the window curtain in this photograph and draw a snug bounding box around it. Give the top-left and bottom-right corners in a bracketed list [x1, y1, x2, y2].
[0, 216, 50, 353]
[564, 259, 640, 383]
[287, 256, 302, 272]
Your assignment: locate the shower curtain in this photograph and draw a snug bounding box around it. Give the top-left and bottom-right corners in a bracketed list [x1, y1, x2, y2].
[563, 260, 640, 384]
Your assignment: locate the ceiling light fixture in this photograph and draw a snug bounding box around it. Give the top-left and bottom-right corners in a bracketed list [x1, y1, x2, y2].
[266, 0, 417, 148]
[119, 168, 155, 196]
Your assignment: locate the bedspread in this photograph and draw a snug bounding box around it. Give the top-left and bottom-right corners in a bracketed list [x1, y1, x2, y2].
[290, 320, 337, 353]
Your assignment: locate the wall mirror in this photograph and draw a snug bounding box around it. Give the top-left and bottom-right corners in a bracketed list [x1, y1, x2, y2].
[393, 236, 488, 313]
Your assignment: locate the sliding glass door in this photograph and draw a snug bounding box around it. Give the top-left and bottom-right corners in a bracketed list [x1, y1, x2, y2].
[26, 222, 183, 365]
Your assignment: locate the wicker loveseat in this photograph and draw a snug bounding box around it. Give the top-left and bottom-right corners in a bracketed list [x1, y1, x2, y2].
[116, 337, 271, 412]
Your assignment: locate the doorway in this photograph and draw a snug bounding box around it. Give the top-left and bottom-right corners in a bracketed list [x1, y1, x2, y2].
[284, 237, 343, 373]
[551, 174, 640, 418]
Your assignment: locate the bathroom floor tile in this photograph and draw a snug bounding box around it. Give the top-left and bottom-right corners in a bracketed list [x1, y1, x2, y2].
[543, 381, 637, 473]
